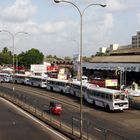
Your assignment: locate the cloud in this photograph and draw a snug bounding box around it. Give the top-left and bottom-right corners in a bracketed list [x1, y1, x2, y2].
[105, 0, 127, 12]
[137, 13, 140, 28]
[42, 21, 67, 33]
[0, 0, 36, 22]
[84, 13, 114, 42]
[0, 0, 139, 57]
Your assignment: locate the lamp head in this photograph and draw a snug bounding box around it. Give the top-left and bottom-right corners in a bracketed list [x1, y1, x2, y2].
[100, 4, 107, 7]
[54, 0, 62, 3]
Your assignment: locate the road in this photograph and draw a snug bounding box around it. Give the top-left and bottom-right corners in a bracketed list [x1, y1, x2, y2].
[0, 97, 70, 140]
[0, 83, 140, 140]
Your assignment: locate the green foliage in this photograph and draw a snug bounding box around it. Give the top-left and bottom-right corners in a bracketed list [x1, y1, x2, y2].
[45, 55, 63, 62]
[18, 48, 44, 68]
[64, 56, 71, 61]
[0, 47, 12, 65]
[95, 52, 106, 56]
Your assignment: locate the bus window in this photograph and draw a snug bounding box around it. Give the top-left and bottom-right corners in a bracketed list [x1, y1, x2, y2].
[114, 94, 120, 100]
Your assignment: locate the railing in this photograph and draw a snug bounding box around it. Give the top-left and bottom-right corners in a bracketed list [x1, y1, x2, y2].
[0, 84, 129, 140]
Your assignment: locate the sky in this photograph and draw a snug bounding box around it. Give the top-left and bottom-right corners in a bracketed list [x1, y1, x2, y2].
[0, 0, 140, 57]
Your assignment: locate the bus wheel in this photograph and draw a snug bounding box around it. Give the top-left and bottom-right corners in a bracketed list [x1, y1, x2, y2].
[50, 87, 53, 91]
[92, 101, 95, 106]
[83, 96, 86, 101]
[61, 90, 63, 94]
[73, 91, 76, 96]
[106, 105, 110, 112]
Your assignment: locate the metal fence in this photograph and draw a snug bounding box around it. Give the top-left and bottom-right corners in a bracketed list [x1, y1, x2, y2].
[0, 85, 129, 140]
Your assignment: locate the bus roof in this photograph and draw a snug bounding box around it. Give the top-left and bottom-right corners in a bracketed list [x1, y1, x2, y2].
[70, 80, 89, 87]
[29, 75, 46, 79]
[88, 86, 121, 95]
[0, 73, 11, 76]
[47, 78, 68, 83]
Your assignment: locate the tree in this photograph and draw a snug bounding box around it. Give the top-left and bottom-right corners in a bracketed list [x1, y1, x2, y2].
[64, 56, 71, 61]
[95, 52, 106, 56]
[18, 48, 44, 68]
[0, 47, 12, 65]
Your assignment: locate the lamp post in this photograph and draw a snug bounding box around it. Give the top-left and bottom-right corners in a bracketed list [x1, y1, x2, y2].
[117, 67, 126, 90]
[0, 30, 28, 90]
[54, 0, 106, 139]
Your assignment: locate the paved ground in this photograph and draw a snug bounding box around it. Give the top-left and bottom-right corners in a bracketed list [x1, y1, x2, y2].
[0, 97, 70, 140]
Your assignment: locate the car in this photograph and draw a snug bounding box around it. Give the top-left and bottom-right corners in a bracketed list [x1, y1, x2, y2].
[49, 101, 62, 115]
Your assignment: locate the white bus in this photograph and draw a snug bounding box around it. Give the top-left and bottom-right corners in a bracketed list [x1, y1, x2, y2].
[28, 75, 47, 88]
[46, 78, 70, 94]
[13, 74, 29, 84]
[69, 81, 89, 99]
[0, 73, 12, 83]
[86, 86, 129, 111]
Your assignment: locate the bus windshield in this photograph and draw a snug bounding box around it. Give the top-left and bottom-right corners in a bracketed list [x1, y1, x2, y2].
[114, 93, 127, 100]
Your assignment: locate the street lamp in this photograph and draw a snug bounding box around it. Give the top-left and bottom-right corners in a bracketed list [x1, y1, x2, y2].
[54, 0, 106, 139]
[117, 67, 126, 90]
[0, 30, 28, 90]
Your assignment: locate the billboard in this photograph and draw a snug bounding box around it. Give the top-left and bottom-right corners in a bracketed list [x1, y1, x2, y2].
[105, 79, 118, 87]
[47, 66, 59, 72]
[31, 64, 46, 73]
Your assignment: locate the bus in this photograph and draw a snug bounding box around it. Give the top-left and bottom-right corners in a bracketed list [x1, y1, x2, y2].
[46, 78, 70, 94]
[86, 86, 129, 111]
[13, 74, 29, 84]
[69, 81, 89, 99]
[28, 75, 47, 88]
[0, 73, 12, 83]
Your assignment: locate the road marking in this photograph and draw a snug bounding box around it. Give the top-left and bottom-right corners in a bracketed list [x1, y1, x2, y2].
[0, 97, 70, 140]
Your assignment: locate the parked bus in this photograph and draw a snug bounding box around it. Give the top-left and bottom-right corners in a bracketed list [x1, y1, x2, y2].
[13, 74, 29, 84]
[28, 75, 47, 88]
[69, 81, 89, 99]
[0, 73, 12, 83]
[86, 86, 129, 111]
[46, 78, 70, 94]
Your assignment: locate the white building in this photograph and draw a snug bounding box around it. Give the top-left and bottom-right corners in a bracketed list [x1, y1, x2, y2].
[110, 44, 119, 51]
[132, 31, 140, 48]
[99, 47, 107, 53]
[99, 31, 140, 54]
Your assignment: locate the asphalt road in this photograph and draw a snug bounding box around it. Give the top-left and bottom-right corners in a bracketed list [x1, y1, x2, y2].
[0, 97, 70, 140]
[0, 83, 140, 140]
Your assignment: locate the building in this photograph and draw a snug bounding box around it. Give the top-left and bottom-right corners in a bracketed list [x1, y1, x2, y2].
[132, 31, 140, 48]
[99, 47, 107, 54]
[83, 55, 140, 87]
[100, 31, 140, 54]
[83, 31, 140, 87]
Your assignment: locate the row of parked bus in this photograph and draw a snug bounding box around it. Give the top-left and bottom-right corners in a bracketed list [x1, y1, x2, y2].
[0, 73, 129, 111]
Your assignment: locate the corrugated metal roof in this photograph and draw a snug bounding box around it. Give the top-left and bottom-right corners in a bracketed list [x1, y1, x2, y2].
[90, 55, 140, 63]
[109, 48, 140, 55]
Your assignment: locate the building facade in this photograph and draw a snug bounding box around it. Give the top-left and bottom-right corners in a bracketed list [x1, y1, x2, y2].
[132, 31, 140, 48]
[82, 55, 140, 87]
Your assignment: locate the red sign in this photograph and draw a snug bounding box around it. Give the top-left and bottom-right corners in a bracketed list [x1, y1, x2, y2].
[47, 66, 59, 72]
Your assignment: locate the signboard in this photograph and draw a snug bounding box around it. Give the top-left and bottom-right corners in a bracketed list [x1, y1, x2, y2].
[105, 79, 118, 87]
[47, 66, 59, 72]
[31, 64, 46, 73]
[58, 74, 67, 80]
